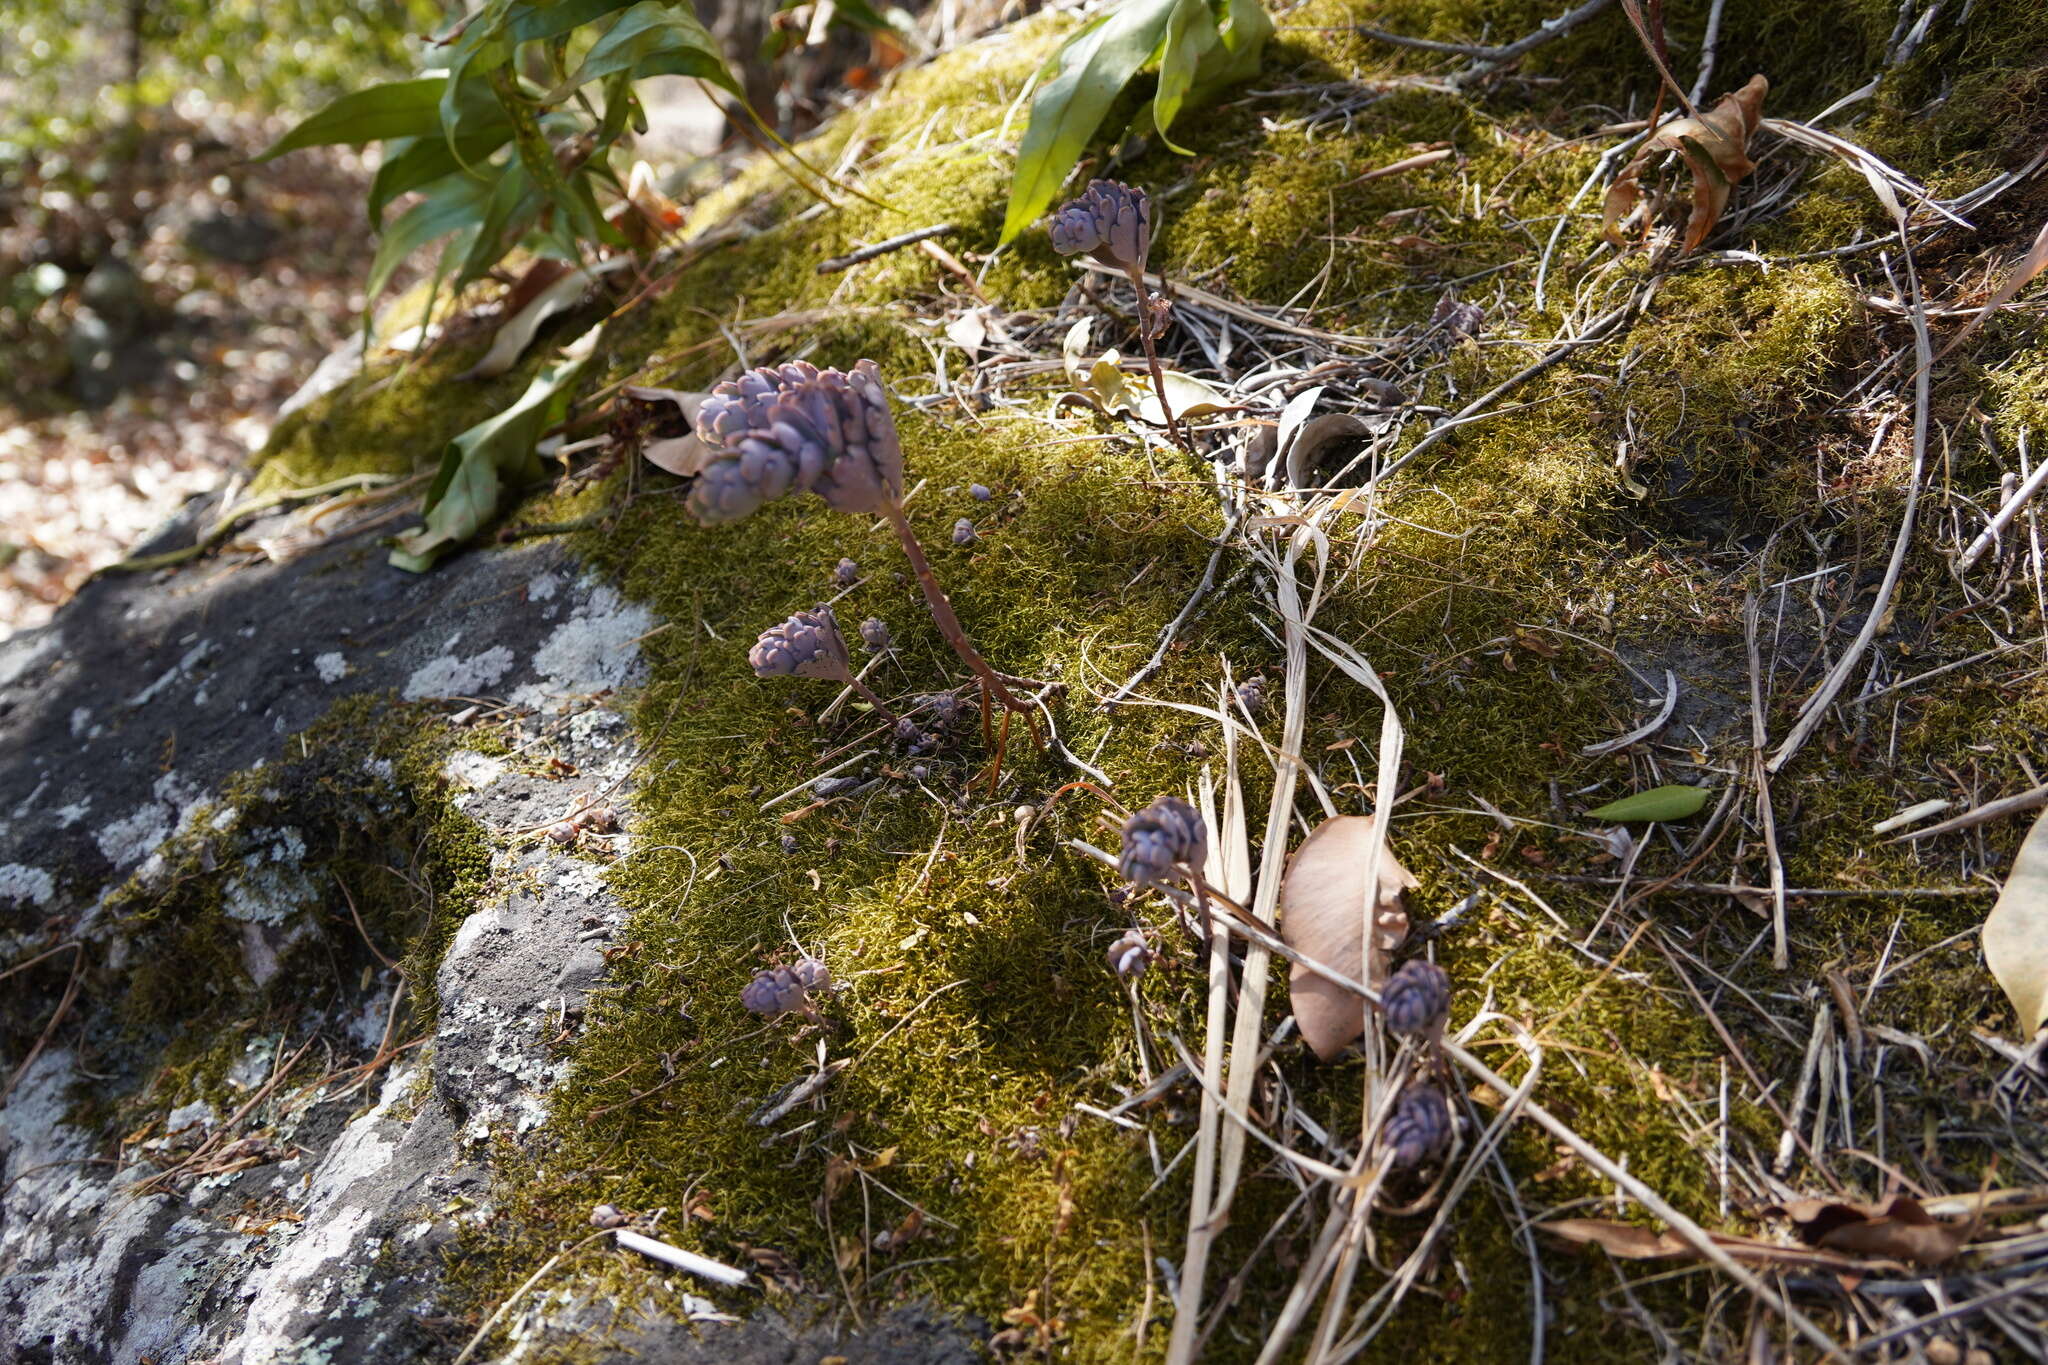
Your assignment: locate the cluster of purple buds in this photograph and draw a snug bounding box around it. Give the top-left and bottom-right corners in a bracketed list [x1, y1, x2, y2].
[1235, 677, 1267, 716]
[834, 557, 860, 587]
[1118, 795, 1208, 888]
[1381, 1084, 1452, 1170]
[750, 606, 853, 683]
[1379, 959, 1451, 1037]
[688, 359, 904, 525]
[741, 956, 834, 1019]
[917, 693, 961, 728]
[952, 518, 978, 546]
[858, 617, 892, 651]
[1106, 928, 1155, 978]
[1050, 179, 1152, 275]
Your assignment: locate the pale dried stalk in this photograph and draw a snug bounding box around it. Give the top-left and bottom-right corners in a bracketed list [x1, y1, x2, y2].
[1441, 1034, 1850, 1362]
[1769, 167, 1933, 774]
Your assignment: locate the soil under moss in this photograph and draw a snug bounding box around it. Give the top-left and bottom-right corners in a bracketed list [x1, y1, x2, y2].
[229, 0, 2048, 1359]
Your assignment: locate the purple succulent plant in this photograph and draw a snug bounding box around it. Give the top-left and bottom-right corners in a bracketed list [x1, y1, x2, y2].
[688, 360, 903, 525]
[750, 606, 853, 682]
[1380, 959, 1452, 1037]
[1118, 795, 1208, 888]
[1050, 179, 1151, 274]
[1381, 1084, 1453, 1170]
[750, 606, 902, 726]
[1106, 928, 1155, 978]
[688, 358, 1035, 722]
[741, 956, 834, 1019]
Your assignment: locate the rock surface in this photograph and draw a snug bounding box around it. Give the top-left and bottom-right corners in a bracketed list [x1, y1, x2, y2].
[0, 496, 978, 1363]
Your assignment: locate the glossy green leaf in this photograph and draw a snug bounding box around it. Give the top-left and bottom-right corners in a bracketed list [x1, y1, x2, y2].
[365, 171, 496, 306]
[1152, 0, 1220, 153]
[548, 0, 740, 100]
[438, 0, 639, 156]
[1586, 785, 1713, 822]
[999, 0, 1180, 245]
[259, 78, 448, 160]
[390, 335, 596, 572]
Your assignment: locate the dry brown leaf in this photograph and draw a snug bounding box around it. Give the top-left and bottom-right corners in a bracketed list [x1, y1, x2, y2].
[1603, 74, 1770, 254]
[624, 385, 714, 477]
[1770, 1195, 1969, 1267]
[1279, 814, 1416, 1062]
[1984, 808, 2048, 1035]
[1542, 1218, 1895, 1274]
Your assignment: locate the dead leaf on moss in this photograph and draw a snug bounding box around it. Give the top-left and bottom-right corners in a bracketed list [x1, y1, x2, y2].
[1279, 814, 1416, 1062]
[1984, 807, 2048, 1035]
[1541, 1218, 1877, 1273]
[1770, 1195, 1970, 1267]
[1058, 317, 1229, 426]
[624, 384, 714, 477]
[1603, 74, 1770, 254]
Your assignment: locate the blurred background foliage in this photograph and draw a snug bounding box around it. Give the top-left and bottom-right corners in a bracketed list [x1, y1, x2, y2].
[0, 0, 449, 150]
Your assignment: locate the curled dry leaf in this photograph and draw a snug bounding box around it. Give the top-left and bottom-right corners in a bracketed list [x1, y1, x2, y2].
[1059, 317, 1229, 427]
[462, 256, 631, 381]
[1983, 807, 2048, 1035]
[1279, 814, 1417, 1062]
[1769, 1195, 1970, 1267]
[1542, 1218, 1881, 1274]
[624, 385, 715, 477]
[1603, 74, 1770, 254]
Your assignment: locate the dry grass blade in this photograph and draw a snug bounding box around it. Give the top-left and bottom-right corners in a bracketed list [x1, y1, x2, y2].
[1935, 216, 2048, 362]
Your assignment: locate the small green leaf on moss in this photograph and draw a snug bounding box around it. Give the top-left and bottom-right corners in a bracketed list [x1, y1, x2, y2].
[1587, 785, 1712, 822]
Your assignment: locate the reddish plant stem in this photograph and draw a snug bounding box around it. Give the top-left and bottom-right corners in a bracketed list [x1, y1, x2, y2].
[1129, 265, 1189, 455]
[841, 674, 902, 728]
[882, 502, 1028, 715]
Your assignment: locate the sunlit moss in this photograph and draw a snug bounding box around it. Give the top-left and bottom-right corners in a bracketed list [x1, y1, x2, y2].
[218, 0, 2048, 1358]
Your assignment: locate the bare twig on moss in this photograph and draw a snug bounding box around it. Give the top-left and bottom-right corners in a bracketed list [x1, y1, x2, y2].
[1888, 782, 2048, 842]
[1743, 594, 1790, 970]
[816, 223, 957, 274]
[1355, 0, 1616, 78]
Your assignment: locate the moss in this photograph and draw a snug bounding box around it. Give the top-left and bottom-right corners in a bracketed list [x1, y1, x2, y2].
[227, 0, 2048, 1357]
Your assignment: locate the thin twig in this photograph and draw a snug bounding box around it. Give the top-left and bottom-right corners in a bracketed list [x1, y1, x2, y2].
[817, 223, 957, 274]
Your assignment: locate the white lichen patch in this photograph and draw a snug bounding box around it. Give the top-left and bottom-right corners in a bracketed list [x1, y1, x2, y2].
[527, 571, 561, 602]
[97, 803, 174, 870]
[510, 580, 655, 710]
[402, 645, 515, 702]
[440, 749, 507, 791]
[314, 651, 348, 684]
[0, 862, 55, 906]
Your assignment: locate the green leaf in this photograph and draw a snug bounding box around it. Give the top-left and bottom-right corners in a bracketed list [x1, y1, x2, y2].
[1586, 785, 1713, 822]
[999, 0, 1181, 245]
[1152, 0, 1221, 153]
[438, 0, 641, 156]
[366, 171, 497, 306]
[547, 0, 741, 100]
[451, 160, 540, 290]
[390, 335, 596, 572]
[259, 78, 448, 161]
